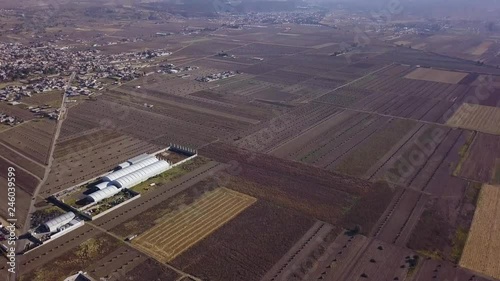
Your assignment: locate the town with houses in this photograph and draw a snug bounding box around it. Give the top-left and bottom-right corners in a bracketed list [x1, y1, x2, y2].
[0, 42, 174, 126]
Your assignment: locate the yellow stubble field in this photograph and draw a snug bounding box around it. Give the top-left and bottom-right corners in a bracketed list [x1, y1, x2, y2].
[133, 187, 256, 263]
[446, 103, 500, 135]
[405, 68, 468, 84]
[460, 184, 500, 280]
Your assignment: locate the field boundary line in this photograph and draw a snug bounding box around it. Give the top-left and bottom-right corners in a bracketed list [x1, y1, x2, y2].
[303, 115, 378, 164]
[311, 102, 448, 127]
[0, 154, 42, 181]
[312, 63, 396, 101]
[135, 193, 255, 262]
[165, 201, 252, 259]
[155, 196, 249, 245]
[88, 221, 199, 281]
[296, 112, 371, 162]
[421, 129, 464, 193]
[363, 122, 424, 180]
[266, 109, 346, 154]
[323, 117, 390, 169]
[0, 139, 48, 167]
[140, 192, 232, 241]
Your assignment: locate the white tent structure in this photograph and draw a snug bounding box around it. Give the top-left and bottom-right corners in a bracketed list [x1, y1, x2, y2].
[127, 153, 152, 165]
[112, 160, 170, 189]
[102, 156, 158, 182]
[86, 185, 121, 203]
[116, 162, 131, 170]
[42, 212, 76, 233]
[94, 182, 109, 190]
[83, 154, 172, 206]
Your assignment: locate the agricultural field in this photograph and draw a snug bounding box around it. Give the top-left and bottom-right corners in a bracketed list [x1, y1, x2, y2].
[0, 142, 45, 178]
[446, 103, 500, 135]
[405, 68, 469, 84]
[21, 91, 63, 108]
[0, 119, 56, 165]
[200, 142, 397, 234]
[84, 246, 149, 281]
[237, 103, 343, 153]
[19, 234, 122, 281]
[277, 231, 419, 281]
[4, 12, 500, 281]
[0, 102, 34, 121]
[314, 65, 475, 124]
[41, 129, 162, 196]
[460, 184, 500, 280]
[414, 258, 494, 281]
[388, 33, 500, 65]
[407, 182, 480, 263]
[471, 41, 494, 56]
[115, 258, 180, 281]
[270, 111, 419, 177]
[133, 187, 256, 263]
[171, 200, 316, 281]
[334, 119, 418, 177]
[0, 153, 39, 194]
[260, 221, 339, 281]
[455, 132, 500, 183]
[0, 174, 32, 229]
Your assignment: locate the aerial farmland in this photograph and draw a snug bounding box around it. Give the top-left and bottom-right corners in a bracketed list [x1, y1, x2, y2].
[1, 1, 500, 281]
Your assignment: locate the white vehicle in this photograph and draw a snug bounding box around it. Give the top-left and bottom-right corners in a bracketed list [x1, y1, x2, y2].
[126, 234, 138, 241]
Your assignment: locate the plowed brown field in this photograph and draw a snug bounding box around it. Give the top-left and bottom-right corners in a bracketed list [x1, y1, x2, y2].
[133, 188, 256, 263]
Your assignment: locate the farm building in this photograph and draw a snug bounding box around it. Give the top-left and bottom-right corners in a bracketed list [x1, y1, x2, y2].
[39, 212, 76, 233]
[101, 156, 158, 182]
[127, 153, 153, 165]
[112, 160, 170, 189]
[86, 156, 171, 203]
[86, 185, 121, 203]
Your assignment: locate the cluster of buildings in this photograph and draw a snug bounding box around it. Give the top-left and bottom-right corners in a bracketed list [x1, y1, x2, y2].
[84, 154, 171, 206]
[29, 105, 60, 120]
[160, 63, 199, 74]
[196, 70, 238, 82]
[0, 113, 23, 126]
[0, 77, 65, 102]
[0, 43, 175, 121]
[0, 224, 10, 242]
[218, 11, 325, 26]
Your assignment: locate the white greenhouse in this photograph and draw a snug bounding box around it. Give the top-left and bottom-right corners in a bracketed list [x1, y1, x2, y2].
[102, 156, 158, 182]
[127, 153, 152, 165]
[117, 162, 131, 170]
[94, 181, 110, 190]
[42, 212, 76, 233]
[112, 160, 170, 189]
[86, 185, 121, 203]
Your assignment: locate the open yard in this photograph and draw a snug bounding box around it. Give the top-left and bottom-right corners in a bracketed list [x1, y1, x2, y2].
[133, 188, 256, 263]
